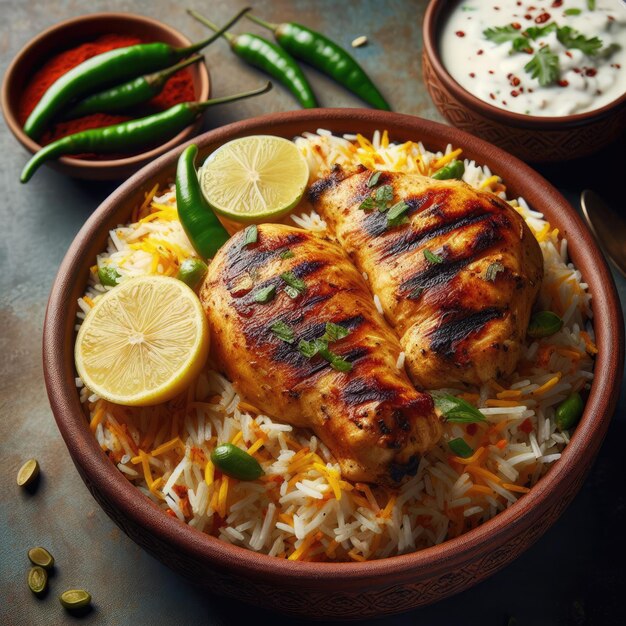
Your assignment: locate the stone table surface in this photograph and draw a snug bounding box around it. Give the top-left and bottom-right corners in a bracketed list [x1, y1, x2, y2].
[1, 1, 625, 625]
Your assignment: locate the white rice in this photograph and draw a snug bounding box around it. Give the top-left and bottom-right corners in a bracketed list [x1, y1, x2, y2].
[77, 129, 595, 562]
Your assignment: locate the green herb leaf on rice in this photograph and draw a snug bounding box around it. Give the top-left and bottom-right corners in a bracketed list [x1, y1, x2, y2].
[448, 438, 474, 458]
[434, 393, 486, 423]
[280, 249, 294, 259]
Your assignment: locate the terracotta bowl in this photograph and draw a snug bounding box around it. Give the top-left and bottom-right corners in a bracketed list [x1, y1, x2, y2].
[1, 12, 210, 181]
[422, 0, 626, 163]
[43, 109, 623, 619]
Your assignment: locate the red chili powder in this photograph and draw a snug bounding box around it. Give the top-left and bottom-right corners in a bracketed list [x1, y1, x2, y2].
[18, 33, 196, 154]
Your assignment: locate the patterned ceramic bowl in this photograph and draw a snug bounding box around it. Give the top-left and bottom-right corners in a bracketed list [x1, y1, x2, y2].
[422, 0, 626, 163]
[43, 109, 623, 619]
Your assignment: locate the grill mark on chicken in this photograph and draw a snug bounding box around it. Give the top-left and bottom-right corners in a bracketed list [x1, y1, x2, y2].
[224, 231, 308, 288]
[342, 377, 398, 405]
[428, 307, 504, 356]
[382, 208, 492, 257]
[402, 257, 472, 295]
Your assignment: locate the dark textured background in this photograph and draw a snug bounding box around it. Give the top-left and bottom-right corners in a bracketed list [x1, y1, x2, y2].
[1, 1, 625, 625]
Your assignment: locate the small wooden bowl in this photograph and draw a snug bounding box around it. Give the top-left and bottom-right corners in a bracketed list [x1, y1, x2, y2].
[43, 109, 624, 619]
[422, 0, 626, 163]
[1, 12, 210, 181]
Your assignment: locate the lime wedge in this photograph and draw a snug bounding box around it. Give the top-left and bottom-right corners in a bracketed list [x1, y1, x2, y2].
[199, 135, 309, 223]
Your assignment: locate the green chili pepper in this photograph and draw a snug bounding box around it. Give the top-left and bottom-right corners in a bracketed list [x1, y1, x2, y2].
[211, 443, 264, 480]
[246, 13, 390, 110]
[20, 83, 272, 183]
[176, 144, 230, 259]
[176, 257, 208, 289]
[63, 55, 205, 119]
[555, 392, 584, 431]
[431, 160, 465, 180]
[188, 10, 317, 109]
[23, 7, 251, 140]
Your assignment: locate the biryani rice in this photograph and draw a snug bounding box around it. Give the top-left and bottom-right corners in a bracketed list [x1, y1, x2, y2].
[76, 130, 596, 562]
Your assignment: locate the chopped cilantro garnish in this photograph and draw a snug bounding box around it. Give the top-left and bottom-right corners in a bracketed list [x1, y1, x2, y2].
[556, 26, 602, 56]
[321, 322, 350, 343]
[253, 285, 276, 304]
[434, 394, 486, 423]
[297, 322, 353, 372]
[375, 185, 394, 211]
[448, 438, 474, 458]
[485, 261, 505, 282]
[270, 320, 295, 343]
[408, 285, 424, 300]
[483, 25, 530, 52]
[386, 200, 410, 228]
[587, 0, 595, 10]
[280, 271, 306, 297]
[367, 171, 382, 188]
[564, 8, 581, 16]
[280, 249, 295, 259]
[243, 224, 258, 246]
[423, 249, 444, 264]
[524, 46, 560, 86]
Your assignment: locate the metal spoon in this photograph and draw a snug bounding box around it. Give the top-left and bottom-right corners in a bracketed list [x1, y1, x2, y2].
[580, 189, 626, 278]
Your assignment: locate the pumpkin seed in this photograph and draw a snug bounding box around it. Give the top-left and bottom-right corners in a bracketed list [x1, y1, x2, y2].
[28, 566, 48, 596]
[210, 443, 264, 481]
[28, 546, 54, 569]
[60, 589, 92, 611]
[17, 458, 39, 487]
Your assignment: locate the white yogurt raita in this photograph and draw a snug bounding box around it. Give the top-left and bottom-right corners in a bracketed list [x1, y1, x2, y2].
[440, 0, 626, 116]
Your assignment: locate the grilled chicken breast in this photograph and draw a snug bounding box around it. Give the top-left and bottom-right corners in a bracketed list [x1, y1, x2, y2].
[200, 224, 442, 484]
[310, 168, 543, 389]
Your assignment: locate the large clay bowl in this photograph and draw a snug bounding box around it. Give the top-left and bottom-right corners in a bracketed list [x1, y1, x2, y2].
[1, 12, 210, 181]
[422, 0, 626, 163]
[43, 108, 624, 619]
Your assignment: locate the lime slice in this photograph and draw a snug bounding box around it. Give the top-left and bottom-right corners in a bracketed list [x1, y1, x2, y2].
[75, 276, 209, 406]
[199, 135, 309, 223]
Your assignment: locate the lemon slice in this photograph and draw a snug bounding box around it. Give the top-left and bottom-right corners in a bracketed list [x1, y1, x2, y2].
[199, 135, 309, 223]
[75, 276, 209, 406]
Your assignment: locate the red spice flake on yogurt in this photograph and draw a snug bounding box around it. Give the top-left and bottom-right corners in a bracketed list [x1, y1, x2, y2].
[477, 49, 484, 55]
[551, 0, 562, 7]
[511, 90, 520, 97]
[511, 22, 522, 29]
[456, 31, 466, 37]
[558, 79, 569, 87]
[585, 68, 597, 77]
[469, 72, 476, 77]
[535, 12, 550, 24]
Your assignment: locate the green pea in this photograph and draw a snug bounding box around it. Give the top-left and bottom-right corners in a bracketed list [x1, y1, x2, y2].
[431, 160, 465, 180]
[555, 392, 584, 431]
[59, 589, 92, 611]
[527, 311, 563, 338]
[176, 257, 208, 290]
[98, 265, 121, 287]
[28, 566, 48, 596]
[211, 443, 264, 481]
